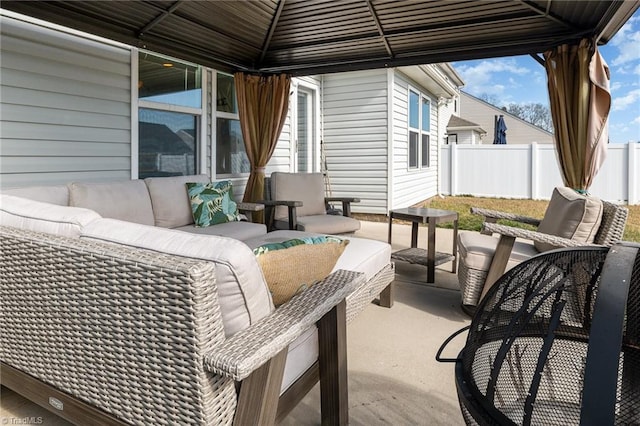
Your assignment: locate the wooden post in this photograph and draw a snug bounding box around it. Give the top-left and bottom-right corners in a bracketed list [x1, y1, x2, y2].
[480, 235, 515, 301]
[318, 300, 348, 425]
[235, 349, 288, 426]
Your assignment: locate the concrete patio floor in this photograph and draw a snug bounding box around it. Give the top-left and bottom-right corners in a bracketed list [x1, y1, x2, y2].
[1, 221, 471, 425]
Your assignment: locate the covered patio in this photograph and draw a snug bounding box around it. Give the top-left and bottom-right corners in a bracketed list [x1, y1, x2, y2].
[1, 1, 639, 425]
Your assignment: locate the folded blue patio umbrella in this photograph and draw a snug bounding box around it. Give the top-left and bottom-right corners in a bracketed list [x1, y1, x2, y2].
[493, 115, 507, 144]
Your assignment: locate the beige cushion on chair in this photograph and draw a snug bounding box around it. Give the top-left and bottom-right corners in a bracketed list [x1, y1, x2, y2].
[535, 187, 603, 252]
[271, 172, 327, 221]
[2, 185, 70, 206]
[174, 221, 267, 241]
[145, 174, 209, 228]
[294, 214, 360, 234]
[458, 231, 539, 272]
[69, 180, 155, 226]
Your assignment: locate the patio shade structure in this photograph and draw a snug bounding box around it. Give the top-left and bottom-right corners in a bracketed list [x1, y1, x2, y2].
[493, 115, 508, 145]
[544, 38, 611, 192]
[1, 1, 638, 76]
[235, 72, 291, 220]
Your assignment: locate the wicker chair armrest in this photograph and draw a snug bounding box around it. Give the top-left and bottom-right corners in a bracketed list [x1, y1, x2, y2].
[237, 202, 264, 212]
[257, 199, 303, 207]
[483, 223, 589, 248]
[203, 269, 364, 381]
[471, 207, 541, 226]
[325, 197, 360, 203]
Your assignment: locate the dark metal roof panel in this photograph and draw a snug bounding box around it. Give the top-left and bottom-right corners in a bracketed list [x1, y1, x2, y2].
[164, 2, 274, 48]
[1, 0, 638, 75]
[374, 0, 530, 30]
[271, 0, 379, 46]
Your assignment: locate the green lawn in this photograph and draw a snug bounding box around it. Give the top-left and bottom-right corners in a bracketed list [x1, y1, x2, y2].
[355, 195, 640, 243]
[425, 195, 640, 243]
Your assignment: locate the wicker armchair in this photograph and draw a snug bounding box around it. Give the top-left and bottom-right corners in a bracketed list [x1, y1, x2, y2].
[457, 189, 628, 314]
[261, 172, 361, 234]
[0, 226, 364, 425]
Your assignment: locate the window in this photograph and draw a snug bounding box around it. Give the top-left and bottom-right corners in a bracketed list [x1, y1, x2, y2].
[408, 89, 431, 169]
[139, 109, 198, 176]
[138, 52, 202, 178]
[216, 72, 250, 176]
[421, 96, 430, 167]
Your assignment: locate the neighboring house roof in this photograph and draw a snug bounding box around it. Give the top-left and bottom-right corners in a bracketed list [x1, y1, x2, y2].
[447, 115, 486, 134]
[461, 91, 553, 135]
[459, 91, 554, 144]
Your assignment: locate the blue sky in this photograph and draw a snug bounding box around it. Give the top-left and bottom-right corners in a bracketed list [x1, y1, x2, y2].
[453, 11, 640, 143]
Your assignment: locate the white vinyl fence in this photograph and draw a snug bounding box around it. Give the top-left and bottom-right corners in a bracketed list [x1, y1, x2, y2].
[440, 142, 639, 204]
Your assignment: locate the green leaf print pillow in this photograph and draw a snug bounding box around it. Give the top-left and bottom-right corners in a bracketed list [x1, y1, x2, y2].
[186, 181, 240, 227]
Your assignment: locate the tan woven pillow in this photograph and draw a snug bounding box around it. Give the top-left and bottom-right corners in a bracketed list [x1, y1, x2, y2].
[254, 237, 349, 306]
[535, 187, 603, 252]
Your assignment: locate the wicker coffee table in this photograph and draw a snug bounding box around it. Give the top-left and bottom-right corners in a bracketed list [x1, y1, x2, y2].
[388, 207, 458, 283]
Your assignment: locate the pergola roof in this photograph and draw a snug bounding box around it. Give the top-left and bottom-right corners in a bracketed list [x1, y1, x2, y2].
[2, 1, 638, 75]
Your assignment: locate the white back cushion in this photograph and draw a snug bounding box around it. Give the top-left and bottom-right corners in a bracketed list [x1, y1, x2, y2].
[535, 187, 603, 252]
[80, 218, 274, 337]
[2, 185, 70, 206]
[69, 180, 155, 226]
[145, 174, 210, 228]
[271, 172, 326, 221]
[0, 194, 101, 237]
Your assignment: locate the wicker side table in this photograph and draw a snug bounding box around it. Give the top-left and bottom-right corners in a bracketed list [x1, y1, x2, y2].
[388, 207, 458, 283]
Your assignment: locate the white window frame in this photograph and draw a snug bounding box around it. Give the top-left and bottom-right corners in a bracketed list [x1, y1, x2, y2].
[214, 71, 250, 179]
[136, 50, 205, 178]
[421, 95, 431, 168]
[407, 86, 432, 170]
[291, 79, 321, 173]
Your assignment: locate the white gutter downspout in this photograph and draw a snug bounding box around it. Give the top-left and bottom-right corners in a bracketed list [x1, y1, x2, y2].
[130, 48, 139, 180]
[386, 68, 394, 213]
[437, 97, 442, 198]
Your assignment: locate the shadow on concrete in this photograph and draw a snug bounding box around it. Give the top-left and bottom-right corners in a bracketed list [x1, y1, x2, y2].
[281, 371, 464, 426]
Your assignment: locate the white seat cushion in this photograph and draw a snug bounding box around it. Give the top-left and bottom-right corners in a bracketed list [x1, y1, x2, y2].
[175, 221, 267, 241]
[69, 180, 155, 226]
[0, 194, 101, 237]
[281, 326, 318, 394]
[145, 174, 209, 228]
[274, 214, 361, 234]
[80, 218, 274, 337]
[244, 230, 391, 281]
[458, 231, 539, 272]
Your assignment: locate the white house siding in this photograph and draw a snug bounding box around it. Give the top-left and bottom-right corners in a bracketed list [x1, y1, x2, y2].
[438, 97, 457, 147]
[0, 16, 132, 188]
[460, 92, 553, 145]
[391, 72, 439, 209]
[456, 131, 476, 145]
[322, 70, 389, 214]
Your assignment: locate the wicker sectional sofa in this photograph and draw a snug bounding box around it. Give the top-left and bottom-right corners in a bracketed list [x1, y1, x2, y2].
[0, 175, 395, 425]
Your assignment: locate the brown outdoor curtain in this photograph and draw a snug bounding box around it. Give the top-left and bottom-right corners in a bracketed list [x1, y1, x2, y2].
[544, 38, 611, 192]
[235, 72, 291, 221]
